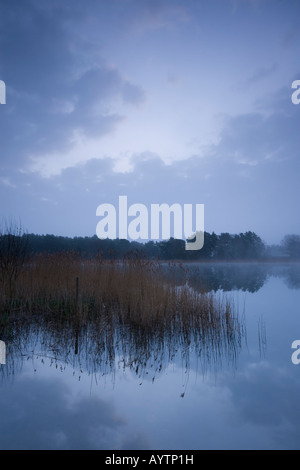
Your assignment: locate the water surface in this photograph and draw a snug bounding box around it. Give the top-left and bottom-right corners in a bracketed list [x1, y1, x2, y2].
[1, 262, 300, 450]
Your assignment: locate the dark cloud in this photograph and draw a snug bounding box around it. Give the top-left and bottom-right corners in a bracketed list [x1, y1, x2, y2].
[0, 0, 145, 171]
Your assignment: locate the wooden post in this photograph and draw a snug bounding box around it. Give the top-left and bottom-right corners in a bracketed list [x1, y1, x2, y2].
[75, 276, 79, 307]
[75, 330, 79, 355]
[75, 276, 79, 355]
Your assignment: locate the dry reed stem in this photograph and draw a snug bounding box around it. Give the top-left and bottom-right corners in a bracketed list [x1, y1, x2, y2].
[0, 253, 242, 346]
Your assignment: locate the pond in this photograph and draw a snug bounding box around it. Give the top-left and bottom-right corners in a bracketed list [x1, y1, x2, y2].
[0, 262, 300, 450]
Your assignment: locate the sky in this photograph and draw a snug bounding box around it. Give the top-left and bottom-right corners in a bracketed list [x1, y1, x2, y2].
[0, 0, 299, 245]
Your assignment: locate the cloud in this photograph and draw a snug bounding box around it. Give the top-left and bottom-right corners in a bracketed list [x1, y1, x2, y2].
[0, 0, 146, 174]
[1, 79, 299, 243]
[220, 361, 300, 448]
[3, 59, 145, 169]
[119, 0, 190, 34]
[213, 83, 299, 165]
[121, 81, 146, 106]
[0, 375, 128, 450]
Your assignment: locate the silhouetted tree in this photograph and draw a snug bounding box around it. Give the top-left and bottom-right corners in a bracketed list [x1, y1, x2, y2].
[282, 235, 300, 258]
[23, 230, 268, 261]
[159, 237, 186, 260]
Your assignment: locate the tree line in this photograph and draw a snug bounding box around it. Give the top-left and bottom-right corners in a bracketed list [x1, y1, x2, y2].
[1, 220, 300, 271]
[14, 231, 300, 260]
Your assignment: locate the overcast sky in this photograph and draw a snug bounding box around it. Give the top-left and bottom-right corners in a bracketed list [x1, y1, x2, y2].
[0, 0, 299, 245]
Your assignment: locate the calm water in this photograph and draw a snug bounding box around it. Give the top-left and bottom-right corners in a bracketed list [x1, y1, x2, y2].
[1, 262, 300, 450]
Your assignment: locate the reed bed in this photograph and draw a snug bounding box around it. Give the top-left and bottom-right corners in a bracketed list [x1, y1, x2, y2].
[0, 252, 244, 378]
[0, 252, 239, 327]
